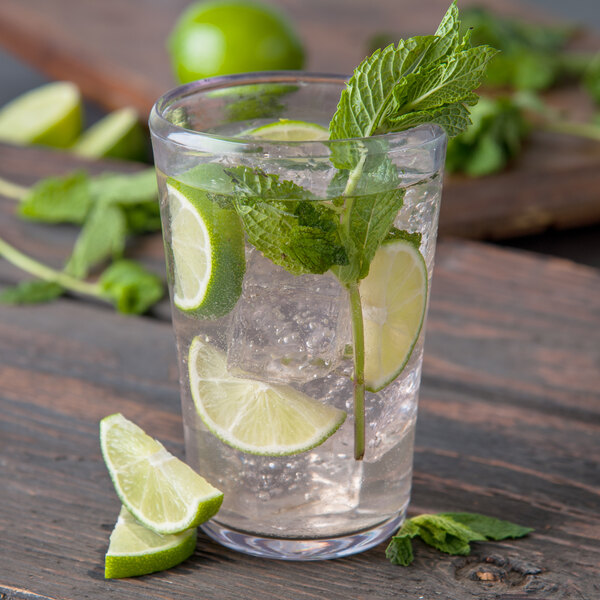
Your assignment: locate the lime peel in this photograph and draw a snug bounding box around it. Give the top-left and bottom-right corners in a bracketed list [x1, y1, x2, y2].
[105, 506, 197, 579]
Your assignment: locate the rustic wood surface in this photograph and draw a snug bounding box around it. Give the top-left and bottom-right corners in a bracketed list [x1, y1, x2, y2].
[1, 233, 599, 599]
[0, 0, 599, 241]
[0, 144, 599, 599]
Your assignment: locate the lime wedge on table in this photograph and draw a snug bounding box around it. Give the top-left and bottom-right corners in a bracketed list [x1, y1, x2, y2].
[166, 179, 245, 318]
[0, 81, 82, 148]
[245, 119, 328, 141]
[100, 413, 223, 535]
[105, 505, 197, 579]
[72, 107, 147, 161]
[361, 239, 428, 392]
[188, 337, 347, 456]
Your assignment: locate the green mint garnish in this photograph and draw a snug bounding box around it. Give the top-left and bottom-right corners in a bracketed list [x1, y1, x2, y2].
[386, 512, 534, 566]
[227, 166, 347, 276]
[327, 1, 495, 459]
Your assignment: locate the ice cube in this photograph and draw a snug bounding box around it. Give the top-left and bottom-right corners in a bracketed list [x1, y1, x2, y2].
[227, 248, 350, 384]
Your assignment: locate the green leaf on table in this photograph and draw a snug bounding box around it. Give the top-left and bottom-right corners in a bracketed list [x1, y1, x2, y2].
[227, 166, 347, 275]
[0, 280, 64, 305]
[89, 169, 157, 206]
[98, 260, 163, 315]
[65, 203, 127, 278]
[386, 512, 533, 566]
[440, 512, 535, 540]
[445, 95, 530, 176]
[18, 171, 92, 224]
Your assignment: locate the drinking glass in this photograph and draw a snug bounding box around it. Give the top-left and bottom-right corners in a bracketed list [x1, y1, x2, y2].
[149, 72, 447, 560]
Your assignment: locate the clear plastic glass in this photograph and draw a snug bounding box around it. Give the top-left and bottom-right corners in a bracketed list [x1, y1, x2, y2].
[150, 72, 447, 560]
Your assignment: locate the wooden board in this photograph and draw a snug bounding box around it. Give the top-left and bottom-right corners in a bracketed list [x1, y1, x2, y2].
[0, 0, 599, 241]
[1, 235, 599, 599]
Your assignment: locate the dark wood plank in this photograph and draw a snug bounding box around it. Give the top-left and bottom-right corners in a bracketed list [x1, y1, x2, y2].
[1, 239, 598, 599]
[0, 1, 599, 241]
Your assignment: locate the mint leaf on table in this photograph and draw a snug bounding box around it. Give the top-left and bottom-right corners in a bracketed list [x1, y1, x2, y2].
[0, 280, 64, 305]
[19, 171, 92, 224]
[98, 260, 163, 315]
[441, 512, 534, 540]
[88, 169, 157, 206]
[64, 203, 127, 278]
[445, 95, 530, 176]
[227, 166, 347, 275]
[386, 512, 534, 566]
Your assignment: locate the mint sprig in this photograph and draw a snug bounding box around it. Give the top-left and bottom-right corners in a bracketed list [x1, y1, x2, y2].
[327, 1, 496, 459]
[386, 512, 534, 566]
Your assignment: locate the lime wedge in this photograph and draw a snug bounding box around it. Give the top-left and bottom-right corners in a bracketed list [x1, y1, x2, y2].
[0, 81, 82, 148]
[188, 337, 347, 456]
[105, 506, 197, 579]
[361, 238, 428, 392]
[245, 119, 328, 141]
[166, 179, 245, 319]
[100, 413, 223, 535]
[72, 107, 147, 161]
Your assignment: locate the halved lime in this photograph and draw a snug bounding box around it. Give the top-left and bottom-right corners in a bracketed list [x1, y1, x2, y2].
[72, 107, 147, 161]
[245, 119, 328, 141]
[361, 239, 428, 392]
[188, 337, 347, 455]
[105, 506, 197, 579]
[100, 413, 223, 535]
[166, 179, 245, 319]
[0, 81, 83, 148]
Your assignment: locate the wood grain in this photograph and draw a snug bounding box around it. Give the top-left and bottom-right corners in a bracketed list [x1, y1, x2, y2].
[1, 239, 599, 600]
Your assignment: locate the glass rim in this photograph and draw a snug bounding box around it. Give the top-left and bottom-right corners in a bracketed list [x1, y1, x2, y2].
[148, 71, 447, 154]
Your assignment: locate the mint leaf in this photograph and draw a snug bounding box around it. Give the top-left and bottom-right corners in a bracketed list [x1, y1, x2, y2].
[445, 95, 529, 176]
[329, 1, 497, 151]
[386, 519, 420, 566]
[19, 171, 92, 224]
[385, 228, 422, 248]
[333, 187, 405, 283]
[386, 512, 533, 566]
[440, 512, 534, 540]
[88, 169, 157, 206]
[227, 167, 347, 275]
[65, 203, 127, 278]
[0, 280, 64, 304]
[98, 260, 163, 315]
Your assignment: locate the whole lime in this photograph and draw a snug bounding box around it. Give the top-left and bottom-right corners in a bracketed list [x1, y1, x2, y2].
[168, 0, 305, 83]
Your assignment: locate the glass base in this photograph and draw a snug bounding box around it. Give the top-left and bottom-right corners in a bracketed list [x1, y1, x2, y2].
[201, 512, 405, 561]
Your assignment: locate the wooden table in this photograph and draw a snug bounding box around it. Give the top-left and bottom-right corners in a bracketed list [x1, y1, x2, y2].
[0, 1, 599, 599]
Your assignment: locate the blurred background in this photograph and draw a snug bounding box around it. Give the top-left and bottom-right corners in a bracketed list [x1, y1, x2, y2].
[0, 0, 598, 268]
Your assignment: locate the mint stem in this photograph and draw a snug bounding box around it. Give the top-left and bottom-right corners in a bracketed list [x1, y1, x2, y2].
[347, 281, 366, 460]
[0, 236, 104, 299]
[538, 118, 600, 142]
[0, 175, 29, 201]
[340, 155, 369, 461]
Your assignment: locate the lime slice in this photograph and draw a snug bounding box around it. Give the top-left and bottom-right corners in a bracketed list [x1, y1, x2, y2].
[188, 337, 347, 455]
[166, 178, 245, 319]
[72, 107, 147, 162]
[0, 81, 82, 148]
[361, 238, 428, 392]
[100, 413, 224, 535]
[245, 119, 328, 141]
[105, 506, 197, 579]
